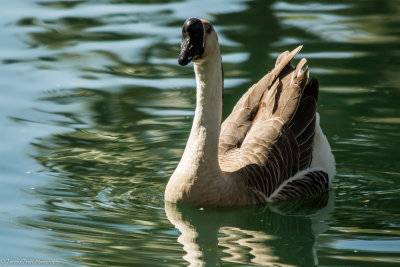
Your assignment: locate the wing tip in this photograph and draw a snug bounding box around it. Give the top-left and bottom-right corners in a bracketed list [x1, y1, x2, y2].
[272, 45, 304, 76]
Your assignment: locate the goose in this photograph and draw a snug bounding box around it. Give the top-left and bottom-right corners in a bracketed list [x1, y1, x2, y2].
[165, 18, 335, 206]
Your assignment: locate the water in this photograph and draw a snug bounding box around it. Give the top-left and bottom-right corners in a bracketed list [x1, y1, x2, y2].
[1, 0, 399, 266]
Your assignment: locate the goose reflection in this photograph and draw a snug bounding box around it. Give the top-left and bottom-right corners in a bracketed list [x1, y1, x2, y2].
[165, 192, 334, 266]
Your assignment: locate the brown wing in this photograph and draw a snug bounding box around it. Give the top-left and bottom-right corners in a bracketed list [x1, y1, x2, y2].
[219, 46, 327, 203]
[218, 46, 303, 156]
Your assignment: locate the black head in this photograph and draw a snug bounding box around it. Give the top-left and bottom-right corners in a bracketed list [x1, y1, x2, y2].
[178, 18, 205, 66]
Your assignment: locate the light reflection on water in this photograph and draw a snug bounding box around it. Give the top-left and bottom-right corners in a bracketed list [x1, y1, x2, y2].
[1, 0, 400, 266]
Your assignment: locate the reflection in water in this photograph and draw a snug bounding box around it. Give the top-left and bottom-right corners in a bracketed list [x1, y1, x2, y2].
[165, 192, 334, 266]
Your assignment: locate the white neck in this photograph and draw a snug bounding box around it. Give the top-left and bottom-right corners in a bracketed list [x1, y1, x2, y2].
[166, 47, 224, 202]
[188, 49, 223, 167]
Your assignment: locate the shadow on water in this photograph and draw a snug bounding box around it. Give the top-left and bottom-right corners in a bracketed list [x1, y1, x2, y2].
[3, 0, 399, 265]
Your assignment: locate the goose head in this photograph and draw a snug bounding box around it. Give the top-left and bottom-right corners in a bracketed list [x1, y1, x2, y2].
[178, 18, 218, 66]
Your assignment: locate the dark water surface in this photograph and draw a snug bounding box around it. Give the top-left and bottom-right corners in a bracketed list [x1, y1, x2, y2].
[1, 0, 400, 266]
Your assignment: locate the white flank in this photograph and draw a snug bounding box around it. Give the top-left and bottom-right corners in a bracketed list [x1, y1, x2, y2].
[310, 112, 336, 186]
[267, 112, 336, 201]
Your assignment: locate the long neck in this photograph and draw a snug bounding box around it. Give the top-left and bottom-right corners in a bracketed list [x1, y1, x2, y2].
[188, 50, 223, 167]
[165, 47, 224, 204]
[178, 48, 223, 175]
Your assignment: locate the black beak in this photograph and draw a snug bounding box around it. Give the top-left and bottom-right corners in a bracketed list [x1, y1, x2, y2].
[178, 18, 204, 66]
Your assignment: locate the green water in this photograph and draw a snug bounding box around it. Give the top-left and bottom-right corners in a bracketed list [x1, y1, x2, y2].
[1, 0, 399, 266]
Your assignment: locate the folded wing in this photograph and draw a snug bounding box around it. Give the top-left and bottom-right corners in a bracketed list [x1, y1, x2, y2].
[219, 46, 329, 203]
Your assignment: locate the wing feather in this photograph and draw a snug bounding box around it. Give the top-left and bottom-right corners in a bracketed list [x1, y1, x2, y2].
[219, 46, 303, 155]
[268, 170, 330, 202]
[219, 46, 326, 203]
